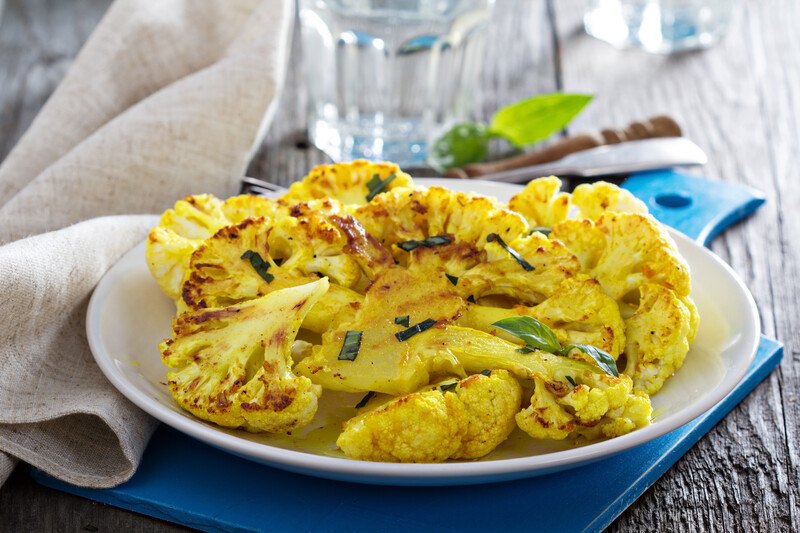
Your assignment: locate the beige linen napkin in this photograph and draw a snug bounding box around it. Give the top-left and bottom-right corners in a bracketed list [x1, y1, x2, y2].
[0, 0, 293, 487]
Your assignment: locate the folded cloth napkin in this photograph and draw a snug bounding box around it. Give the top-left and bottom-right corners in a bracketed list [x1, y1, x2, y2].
[0, 0, 293, 487]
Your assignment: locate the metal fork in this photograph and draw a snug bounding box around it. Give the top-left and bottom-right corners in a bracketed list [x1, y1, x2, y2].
[240, 176, 288, 196]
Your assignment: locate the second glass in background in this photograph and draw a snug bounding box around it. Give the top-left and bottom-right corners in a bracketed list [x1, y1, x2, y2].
[584, 0, 740, 54]
[300, 0, 494, 166]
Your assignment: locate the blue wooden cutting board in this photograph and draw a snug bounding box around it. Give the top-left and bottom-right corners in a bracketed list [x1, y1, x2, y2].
[34, 169, 782, 533]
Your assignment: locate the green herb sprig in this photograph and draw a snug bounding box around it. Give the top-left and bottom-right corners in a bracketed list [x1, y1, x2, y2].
[427, 93, 593, 172]
[365, 173, 397, 202]
[487, 233, 534, 272]
[240, 250, 274, 283]
[338, 330, 363, 361]
[491, 316, 619, 377]
[395, 318, 437, 342]
[355, 391, 375, 408]
[397, 234, 452, 252]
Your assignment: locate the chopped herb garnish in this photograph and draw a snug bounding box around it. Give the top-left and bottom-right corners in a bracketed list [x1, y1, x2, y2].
[355, 391, 375, 408]
[397, 234, 452, 252]
[395, 318, 437, 342]
[240, 250, 274, 283]
[394, 315, 410, 327]
[445, 273, 459, 286]
[467, 295, 476, 303]
[565, 375, 576, 386]
[365, 173, 397, 202]
[440, 382, 458, 393]
[530, 226, 552, 236]
[491, 316, 619, 377]
[338, 330, 363, 361]
[487, 233, 534, 272]
[480, 369, 492, 377]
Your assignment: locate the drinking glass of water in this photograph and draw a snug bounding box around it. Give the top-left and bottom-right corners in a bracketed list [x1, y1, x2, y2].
[299, 0, 495, 166]
[584, 0, 741, 54]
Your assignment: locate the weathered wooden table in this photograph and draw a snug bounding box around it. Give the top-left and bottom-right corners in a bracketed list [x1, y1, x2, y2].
[1, 0, 797, 531]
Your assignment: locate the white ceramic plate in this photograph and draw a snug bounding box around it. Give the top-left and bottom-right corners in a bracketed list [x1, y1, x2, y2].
[87, 179, 759, 485]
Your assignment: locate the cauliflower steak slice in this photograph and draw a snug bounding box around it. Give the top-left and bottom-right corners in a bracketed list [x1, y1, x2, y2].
[160, 278, 329, 433]
[295, 267, 467, 395]
[506, 176, 571, 228]
[426, 326, 652, 441]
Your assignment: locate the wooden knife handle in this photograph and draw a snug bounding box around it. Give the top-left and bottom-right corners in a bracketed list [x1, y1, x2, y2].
[445, 115, 682, 179]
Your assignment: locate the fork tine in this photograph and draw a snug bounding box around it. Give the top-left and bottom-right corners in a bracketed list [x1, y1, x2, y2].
[240, 176, 288, 196]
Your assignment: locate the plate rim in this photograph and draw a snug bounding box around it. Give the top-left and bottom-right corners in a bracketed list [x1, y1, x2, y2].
[87, 178, 760, 484]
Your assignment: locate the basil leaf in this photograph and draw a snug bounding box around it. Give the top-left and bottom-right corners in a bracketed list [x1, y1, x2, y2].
[365, 173, 397, 202]
[338, 330, 363, 361]
[491, 316, 561, 353]
[398, 234, 452, 252]
[563, 344, 619, 377]
[565, 375, 576, 386]
[240, 250, 274, 283]
[487, 233, 534, 272]
[355, 391, 375, 409]
[427, 122, 491, 173]
[489, 93, 593, 147]
[395, 318, 437, 342]
[394, 315, 410, 327]
[445, 273, 459, 286]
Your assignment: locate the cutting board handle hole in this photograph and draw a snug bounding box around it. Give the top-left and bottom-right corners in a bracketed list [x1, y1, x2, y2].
[655, 193, 692, 208]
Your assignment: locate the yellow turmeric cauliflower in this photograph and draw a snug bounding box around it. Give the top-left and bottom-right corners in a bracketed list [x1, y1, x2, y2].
[295, 267, 466, 395]
[336, 370, 522, 462]
[353, 186, 528, 259]
[180, 216, 376, 333]
[507, 176, 571, 228]
[160, 279, 329, 433]
[571, 181, 648, 220]
[280, 160, 414, 205]
[623, 283, 694, 394]
[551, 212, 692, 301]
[457, 232, 580, 305]
[460, 277, 625, 358]
[424, 326, 651, 441]
[146, 195, 230, 300]
[336, 389, 468, 463]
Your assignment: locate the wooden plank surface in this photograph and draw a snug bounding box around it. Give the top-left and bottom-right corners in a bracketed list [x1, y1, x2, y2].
[0, 0, 797, 531]
[553, 1, 798, 531]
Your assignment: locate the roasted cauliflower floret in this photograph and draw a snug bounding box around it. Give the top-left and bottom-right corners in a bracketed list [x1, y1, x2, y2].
[507, 176, 570, 228]
[160, 279, 329, 433]
[426, 326, 651, 441]
[336, 370, 522, 462]
[451, 370, 523, 459]
[221, 194, 290, 223]
[460, 277, 625, 358]
[457, 232, 580, 305]
[552, 212, 691, 301]
[280, 160, 414, 205]
[353, 186, 528, 258]
[181, 217, 367, 333]
[623, 283, 694, 394]
[571, 181, 648, 220]
[337, 389, 468, 462]
[295, 267, 466, 395]
[146, 194, 230, 300]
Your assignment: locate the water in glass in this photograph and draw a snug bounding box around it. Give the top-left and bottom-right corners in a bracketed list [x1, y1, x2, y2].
[300, 0, 494, 166]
